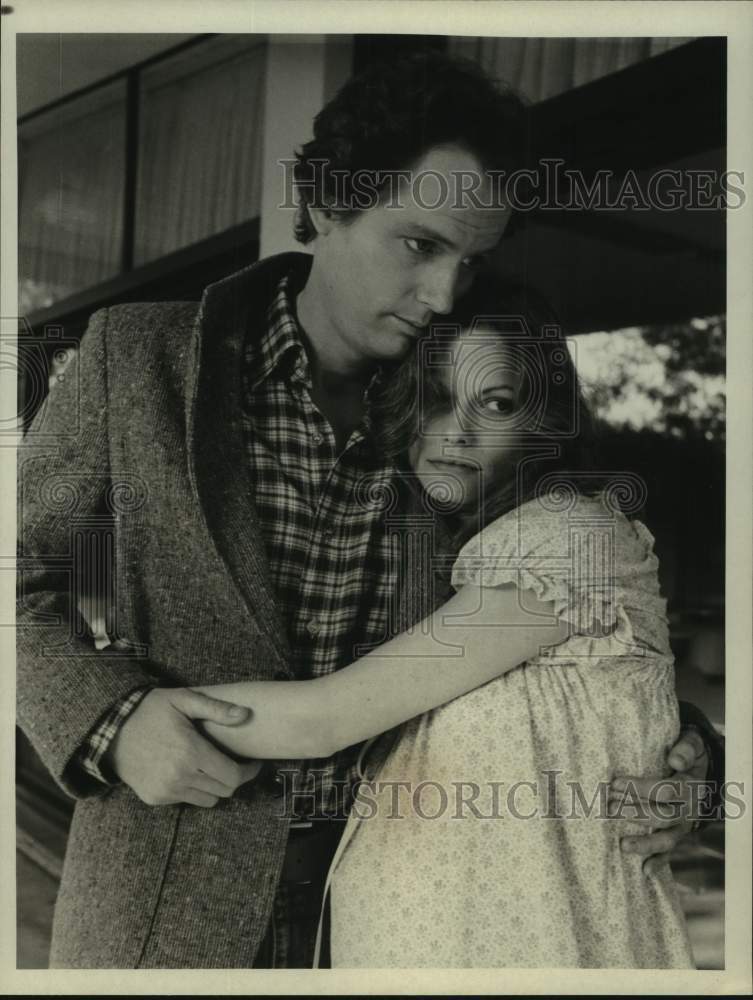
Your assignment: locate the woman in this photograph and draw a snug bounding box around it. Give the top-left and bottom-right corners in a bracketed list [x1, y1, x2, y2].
[197, 283, 694, 968]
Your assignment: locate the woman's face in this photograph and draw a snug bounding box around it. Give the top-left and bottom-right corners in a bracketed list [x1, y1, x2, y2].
[408, 329, 524, 513]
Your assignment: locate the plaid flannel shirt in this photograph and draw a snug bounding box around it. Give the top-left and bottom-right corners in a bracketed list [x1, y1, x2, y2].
[75, 275, 398, 811]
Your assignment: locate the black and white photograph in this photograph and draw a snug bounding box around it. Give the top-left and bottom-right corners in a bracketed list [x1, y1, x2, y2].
[3, 0, 751, 993]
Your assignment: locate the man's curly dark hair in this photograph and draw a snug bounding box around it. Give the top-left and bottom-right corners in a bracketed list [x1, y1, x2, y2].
[292, 51, 531, 243]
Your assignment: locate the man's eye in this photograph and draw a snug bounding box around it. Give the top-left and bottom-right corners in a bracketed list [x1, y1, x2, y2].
[404, 238, 437, 255]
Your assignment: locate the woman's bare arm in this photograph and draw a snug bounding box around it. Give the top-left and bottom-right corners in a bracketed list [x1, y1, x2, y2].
[196, 582, 569, 760]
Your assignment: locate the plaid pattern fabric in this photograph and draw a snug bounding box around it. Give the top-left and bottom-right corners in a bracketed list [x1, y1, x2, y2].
[77, 275, 397, 811]
[77, 685, 151, 785]
[242, 276, 397, 811]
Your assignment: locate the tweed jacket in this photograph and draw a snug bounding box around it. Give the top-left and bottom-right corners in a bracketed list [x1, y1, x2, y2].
[16, 251, 451, 969]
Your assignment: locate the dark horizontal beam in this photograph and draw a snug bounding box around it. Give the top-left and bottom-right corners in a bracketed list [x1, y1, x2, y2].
[496, 215, 725, 335]
[530, 38, 726, 174]
[531, 205, 724, 260]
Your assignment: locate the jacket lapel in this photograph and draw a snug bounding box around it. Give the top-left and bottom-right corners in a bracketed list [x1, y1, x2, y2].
[184, 253, 459, 676]
[185, 253, 312, 675]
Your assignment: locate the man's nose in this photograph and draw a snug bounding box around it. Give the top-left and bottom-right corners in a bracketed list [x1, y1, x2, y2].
[416, 262, 458, 316]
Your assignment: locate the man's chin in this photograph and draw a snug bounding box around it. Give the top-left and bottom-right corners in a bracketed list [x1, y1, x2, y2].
[381, 315, 426, 344]
[373, 335, 417, 362]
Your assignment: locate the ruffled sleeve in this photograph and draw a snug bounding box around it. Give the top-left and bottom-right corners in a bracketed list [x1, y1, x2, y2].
[450, 497, 650, 659]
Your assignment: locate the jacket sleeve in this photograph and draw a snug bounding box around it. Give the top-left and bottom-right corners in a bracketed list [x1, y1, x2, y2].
[72, 685, 153, 790]
[677, 699, 725, 820]
[16, 308, 160, 799]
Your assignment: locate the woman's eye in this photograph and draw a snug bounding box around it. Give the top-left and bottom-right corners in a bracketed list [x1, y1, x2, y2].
[483, 398, 514, 414]
[404, 237, 436, 255]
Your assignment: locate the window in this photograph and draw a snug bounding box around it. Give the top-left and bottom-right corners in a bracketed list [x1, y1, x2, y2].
[18, 35, 267, 315]
[134, 35, 266, 264]
[19, 80, 127, 315]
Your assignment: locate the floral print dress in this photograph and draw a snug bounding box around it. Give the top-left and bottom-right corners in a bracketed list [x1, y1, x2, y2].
[323, 493, 695, 968]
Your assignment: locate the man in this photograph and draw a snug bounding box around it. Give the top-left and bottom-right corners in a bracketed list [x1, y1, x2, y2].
[17, 50, 720, 969]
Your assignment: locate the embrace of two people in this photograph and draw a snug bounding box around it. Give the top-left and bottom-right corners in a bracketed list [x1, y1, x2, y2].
[18, 51, 721, 969]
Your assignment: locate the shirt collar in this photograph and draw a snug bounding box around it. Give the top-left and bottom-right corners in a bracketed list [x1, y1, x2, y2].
[249, 274, 391, 414]
[248, 275, 309, 391]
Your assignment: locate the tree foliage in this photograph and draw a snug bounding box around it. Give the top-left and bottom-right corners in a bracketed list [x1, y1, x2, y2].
[570, 316, 725, 444]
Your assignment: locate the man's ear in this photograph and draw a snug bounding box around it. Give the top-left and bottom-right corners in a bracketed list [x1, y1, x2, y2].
[306, 203, 338, 237]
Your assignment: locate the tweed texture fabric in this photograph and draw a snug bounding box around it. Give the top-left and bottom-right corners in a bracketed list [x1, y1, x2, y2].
[18, 254, 325, 967]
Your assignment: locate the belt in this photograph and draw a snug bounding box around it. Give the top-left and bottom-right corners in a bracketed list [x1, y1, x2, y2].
[280, 820, 345, 886]
[231, 767, 345, 884]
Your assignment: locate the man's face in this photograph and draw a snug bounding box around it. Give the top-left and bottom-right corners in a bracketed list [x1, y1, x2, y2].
[310, 144, 510, 367]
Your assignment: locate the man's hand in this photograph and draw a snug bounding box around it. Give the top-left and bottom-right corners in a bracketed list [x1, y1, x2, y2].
[107, 687, 262, 807]
[609, 728, 710, 876]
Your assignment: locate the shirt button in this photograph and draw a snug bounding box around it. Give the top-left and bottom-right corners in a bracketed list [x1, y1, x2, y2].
[260, 766, 287, 798]
[271, 772, 286, 797]
[306, 618, 321, 637]
[312, 432, 324, 445]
